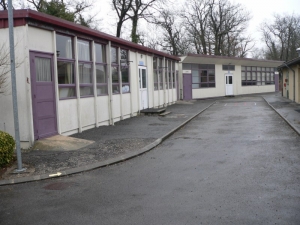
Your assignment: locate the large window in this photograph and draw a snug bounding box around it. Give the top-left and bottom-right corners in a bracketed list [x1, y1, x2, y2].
[153, 57, 158, 90]
[56, 34, 76, 99]
[111, 47, 119, 94]
[95, 43, 108, 95]
[78, 39, 93, 97]
[120, 49, 130, 93]
[242, 66, 275, 86]
[158, 58, 163, 90]
[183, 63, 215, 88]
[222, 65, 235, 71]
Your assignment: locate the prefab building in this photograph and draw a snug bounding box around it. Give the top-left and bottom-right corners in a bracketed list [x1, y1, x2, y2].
[278, 57, 300, 104]
[0, 10, 179, 148]
[179, 54, 283, 100]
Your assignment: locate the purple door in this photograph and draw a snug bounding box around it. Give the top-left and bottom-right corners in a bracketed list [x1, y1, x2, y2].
[275, 73, 279, 92]
[30, 52, 57, 140]
[183, 74, 192, 100]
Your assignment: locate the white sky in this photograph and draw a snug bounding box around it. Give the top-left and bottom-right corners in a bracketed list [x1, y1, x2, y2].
[95, 0, 300, 48]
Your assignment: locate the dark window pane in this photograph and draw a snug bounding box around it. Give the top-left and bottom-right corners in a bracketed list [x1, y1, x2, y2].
[142, 70, 147, 88]
[229, 76, 232, 84]
[80, 86, 93, 96]
[112, 84, 120, 94]
[182, 63, 191, 70]
[111, 47, 118, 64]
[153, 57, 157, 69]
[57, 61, 74, 84]
[95, 43, 106, 63]
[112, 67, 119, 83]
[207, 64, 215, 69]
[78, 39, 91, 61]
[59, 87, 75, 98]
[120, 49, 128, 66]
[121, 67, 129, 83]
[97, 85, 108, 95]
[79, 63, 92, 83]
[96, 65, 106, 83]
[56, 34, 73, 59]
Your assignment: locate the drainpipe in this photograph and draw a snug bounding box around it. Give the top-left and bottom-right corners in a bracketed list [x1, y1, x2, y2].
[283, 62, 295, 102]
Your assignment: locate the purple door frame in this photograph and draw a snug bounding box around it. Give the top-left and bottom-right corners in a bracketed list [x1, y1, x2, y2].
[275, 73, 279, 92]
[183, 74, 192, 100]
[30, 51, 58, 140]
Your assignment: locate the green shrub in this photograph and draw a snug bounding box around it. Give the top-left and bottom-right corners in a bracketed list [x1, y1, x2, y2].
[0, 131, 15, 168]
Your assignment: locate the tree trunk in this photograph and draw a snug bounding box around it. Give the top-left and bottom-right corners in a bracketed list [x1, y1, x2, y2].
[116, 21, 123, 38]
[131, 15, 139, 43]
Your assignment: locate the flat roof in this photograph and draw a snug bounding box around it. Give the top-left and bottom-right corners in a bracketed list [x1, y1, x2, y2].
[181, 53, 283, 67]
[0, 9, 180, 61]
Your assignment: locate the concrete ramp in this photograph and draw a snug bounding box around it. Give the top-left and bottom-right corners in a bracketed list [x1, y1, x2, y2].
[32, 135, 94, 151]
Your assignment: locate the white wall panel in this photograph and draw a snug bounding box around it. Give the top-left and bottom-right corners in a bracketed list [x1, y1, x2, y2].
[28, 27, 53, 53]
[122, 94, 131, 116]
[112, 95, 121, 119]
[0, 26, 32, 143]
[59, 99, 79, 133]
[97, 96, 110, 123]
[80, 97, 95, 127]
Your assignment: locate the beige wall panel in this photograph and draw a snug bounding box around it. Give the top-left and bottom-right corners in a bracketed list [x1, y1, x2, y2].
[122, 94, 131, 116]
[59, 99, 79, 133]
[28, 27, 53, 53]
[80, 98, 95, 127]
[129, 51, 139, 113]
[0, 26, 32, 143]
[112, 95, 121, 119]
[97, 96, 110, 123]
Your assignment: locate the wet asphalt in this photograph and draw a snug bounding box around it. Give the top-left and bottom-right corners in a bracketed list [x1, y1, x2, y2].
[0, 94, 299, 225]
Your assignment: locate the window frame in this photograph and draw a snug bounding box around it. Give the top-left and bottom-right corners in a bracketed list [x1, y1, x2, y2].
[95, 43, 108, 96]
[77, 39, 93, 97]
[120, 49, 130, 94]
[190, 64, 216, 89]
[241, 66, 275, 86]
[56, 33, 76, 100]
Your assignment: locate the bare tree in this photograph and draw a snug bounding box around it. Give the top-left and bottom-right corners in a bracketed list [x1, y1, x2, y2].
[0, 0, 7, 10]
[112, 0, 133, 37]
[153, 9, 190, 55]
[128, 0, 159, 43]
[260, 14, 300, 61]
[180, 0, 251, 57]
[181, 0, 211, 54]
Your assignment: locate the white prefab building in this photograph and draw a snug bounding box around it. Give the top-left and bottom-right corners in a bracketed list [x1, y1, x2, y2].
[179, 54, 283, 100]
[0, 10, 179, 148]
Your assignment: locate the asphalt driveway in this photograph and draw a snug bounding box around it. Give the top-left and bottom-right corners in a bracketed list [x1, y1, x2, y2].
[1, 96, 299, 224]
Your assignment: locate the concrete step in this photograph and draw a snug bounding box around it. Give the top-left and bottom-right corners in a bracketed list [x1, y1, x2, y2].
[159, 111, 171, 116]
[140, 107, 166, 115]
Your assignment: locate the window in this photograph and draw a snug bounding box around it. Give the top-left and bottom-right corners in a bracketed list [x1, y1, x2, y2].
[190, 64, 215, 88]
[111, 47, 120, 94]
[120, 49, 130, 93]
[172, 61, 175, 88]
[158, 58, 163, 90]
[153, 57, 158, 90]
[165, 60, 169, 89]
[242, 66, 275, 86]
[222, 65, 235, 71]
[95, 43, 108, 95]
[56, 34, 76, 99]
[78, 39, 93, 97]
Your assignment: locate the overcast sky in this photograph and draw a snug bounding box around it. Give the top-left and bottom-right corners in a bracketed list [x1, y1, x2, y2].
[95, 0, 299, 48]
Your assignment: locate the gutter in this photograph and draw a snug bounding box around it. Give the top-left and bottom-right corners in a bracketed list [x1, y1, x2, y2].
[283, 62, 295, 102]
